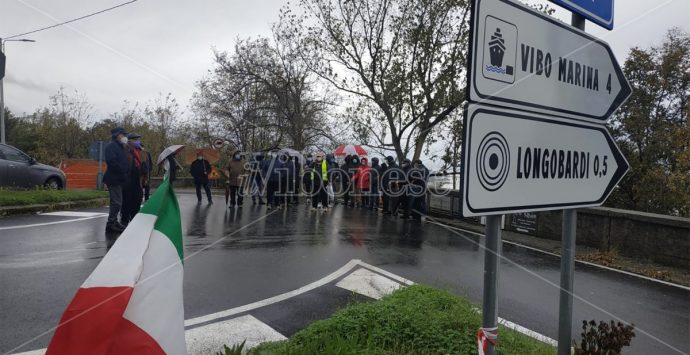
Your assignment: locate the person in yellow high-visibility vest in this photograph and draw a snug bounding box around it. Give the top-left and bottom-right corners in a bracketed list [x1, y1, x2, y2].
[310, 152, 332, 210]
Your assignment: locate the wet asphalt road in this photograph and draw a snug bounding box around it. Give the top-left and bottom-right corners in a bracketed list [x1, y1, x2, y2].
[1, 193, 688, 354]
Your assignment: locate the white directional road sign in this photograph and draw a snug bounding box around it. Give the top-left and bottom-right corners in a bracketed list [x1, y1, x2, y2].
[468, 0, 631, 122]
[461, 104, 629, 217]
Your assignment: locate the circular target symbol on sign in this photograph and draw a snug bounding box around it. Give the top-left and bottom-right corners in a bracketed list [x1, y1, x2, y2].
[477, 131, 510, 191]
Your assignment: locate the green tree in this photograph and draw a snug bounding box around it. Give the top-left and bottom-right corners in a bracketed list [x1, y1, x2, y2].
[608, 28, 689, 217]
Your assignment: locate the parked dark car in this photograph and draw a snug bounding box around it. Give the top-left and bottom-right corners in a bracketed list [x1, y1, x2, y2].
[0, 143, 66, 189]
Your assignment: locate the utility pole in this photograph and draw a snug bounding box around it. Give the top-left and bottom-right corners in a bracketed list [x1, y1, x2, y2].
[0, 37, 36, 144]
[1, 38, 6, 144]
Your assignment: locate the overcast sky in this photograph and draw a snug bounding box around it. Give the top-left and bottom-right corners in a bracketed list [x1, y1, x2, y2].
[1, 0, 688, 120]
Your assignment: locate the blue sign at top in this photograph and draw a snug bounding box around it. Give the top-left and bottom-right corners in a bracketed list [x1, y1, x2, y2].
[550, 0, 614, 30]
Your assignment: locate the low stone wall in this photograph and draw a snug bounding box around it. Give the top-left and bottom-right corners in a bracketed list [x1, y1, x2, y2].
[525, 207, 690, 269]
[427, 190, 690, 269]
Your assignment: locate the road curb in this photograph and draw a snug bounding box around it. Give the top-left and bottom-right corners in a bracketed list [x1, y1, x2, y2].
[0, 198, 109, 217]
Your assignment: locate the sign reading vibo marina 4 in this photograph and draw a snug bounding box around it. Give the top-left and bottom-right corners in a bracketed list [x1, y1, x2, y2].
[468, 0, 631, 122]
[461, 0, 631, 217]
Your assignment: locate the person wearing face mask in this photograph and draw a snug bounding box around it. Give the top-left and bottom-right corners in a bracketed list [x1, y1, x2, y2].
[224, 150, 248, 208]
[190, 151, 213, 204]
[120, 133, 145, 226]
[103, 127, 130, 232]
[310, 152, 332, 210]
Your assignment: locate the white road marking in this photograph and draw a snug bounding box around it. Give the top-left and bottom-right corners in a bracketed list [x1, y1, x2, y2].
[13, 315, 286, 355]
[186, 315, 286, 354]
[432, 222, 690, 291]
[11, 259, 559, 354]
[336, 267, 403, 299]
[184, 259, 361, 327]
[39, 211, 106, 218]
[0, 215, 107, 231]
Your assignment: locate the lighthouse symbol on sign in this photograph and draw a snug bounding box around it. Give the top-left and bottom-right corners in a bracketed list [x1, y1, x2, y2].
[482, 16, 517, 84]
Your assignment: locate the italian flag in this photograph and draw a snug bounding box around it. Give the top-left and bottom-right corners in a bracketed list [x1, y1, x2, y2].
[46, 179, 186, 355]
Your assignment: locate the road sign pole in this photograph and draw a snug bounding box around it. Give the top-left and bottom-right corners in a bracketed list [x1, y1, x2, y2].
[558, 209, 577, 354]
[0, 39, 4, 144]
[0, 75, 5, 144]
[481, 214, 502, 355]
[557, 12, 585, 355]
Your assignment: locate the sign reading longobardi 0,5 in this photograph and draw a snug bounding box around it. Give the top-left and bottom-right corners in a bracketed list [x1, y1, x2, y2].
[461, 104, 629, 217]
[469, 0, 631, 122]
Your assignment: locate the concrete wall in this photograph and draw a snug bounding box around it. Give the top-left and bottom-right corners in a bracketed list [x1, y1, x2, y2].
[526, 207, 690, 269]
[427, 191, 690, 270]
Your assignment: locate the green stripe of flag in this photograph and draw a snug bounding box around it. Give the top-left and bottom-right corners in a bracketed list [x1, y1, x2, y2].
[140, 178, 184, 262]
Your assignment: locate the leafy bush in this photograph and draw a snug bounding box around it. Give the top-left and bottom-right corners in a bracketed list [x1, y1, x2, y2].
[575, 320, 635, 355]
[216, 340, 245, 355]
[243, 285, 554, 354]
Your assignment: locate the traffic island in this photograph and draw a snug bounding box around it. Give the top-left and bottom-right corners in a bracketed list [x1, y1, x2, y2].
[231, 285, 555, 355]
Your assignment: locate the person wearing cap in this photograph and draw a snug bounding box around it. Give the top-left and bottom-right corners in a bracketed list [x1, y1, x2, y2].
[121, 132, 145, 225]
[191, 151, 213, 204]
[310, 152, 332, 210]
[103, 127, 130, 232]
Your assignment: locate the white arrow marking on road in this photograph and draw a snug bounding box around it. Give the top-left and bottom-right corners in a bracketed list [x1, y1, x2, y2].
[10, 260, 555, 354]
[336, 267, 404, 299]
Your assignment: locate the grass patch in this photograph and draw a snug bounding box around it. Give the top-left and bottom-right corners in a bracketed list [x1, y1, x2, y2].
[0, 189, 108, 206]
[247, 285, 554, 355]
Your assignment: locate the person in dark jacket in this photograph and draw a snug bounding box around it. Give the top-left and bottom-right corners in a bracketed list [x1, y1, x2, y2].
[103, 127, 130, 232]
[369, 157, 383, 211]
[340, 155, 354, 207]
[408, 159, 429, 220]
[121, 132, 145, 225]
[391, 158, 411, 217]
[261, 151, 285, 209]
[190, 151, 213, 204]
[381, 156, 397, 215]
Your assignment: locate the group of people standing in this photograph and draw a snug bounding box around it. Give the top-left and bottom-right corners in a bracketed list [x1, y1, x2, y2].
[336, 154, 430, 220]
[188, 148, 430, 221]
[103, 127, 153, 233]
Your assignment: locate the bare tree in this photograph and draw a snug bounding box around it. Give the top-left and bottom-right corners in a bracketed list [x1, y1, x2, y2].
[282, 0, 470, 161]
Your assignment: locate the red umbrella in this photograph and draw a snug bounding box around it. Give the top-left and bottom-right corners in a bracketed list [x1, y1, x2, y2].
[334, 144, 367, 157]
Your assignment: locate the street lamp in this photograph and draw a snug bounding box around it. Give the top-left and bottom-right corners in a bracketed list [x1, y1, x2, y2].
[0, 37, 36, 144]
